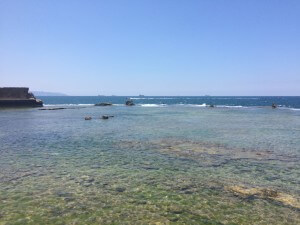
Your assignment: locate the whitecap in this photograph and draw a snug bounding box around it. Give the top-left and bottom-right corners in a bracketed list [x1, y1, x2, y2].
[217, 105, 246, 108]
[43, 104, 94, 107]
[139, 104, 166, 107]
[195, 103, 207, 107]
[131, 97, 175, 100]
[287, 108, 300, 111]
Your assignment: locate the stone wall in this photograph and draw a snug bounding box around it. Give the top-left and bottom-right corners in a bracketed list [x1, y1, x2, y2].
[0, 87, 30, 100]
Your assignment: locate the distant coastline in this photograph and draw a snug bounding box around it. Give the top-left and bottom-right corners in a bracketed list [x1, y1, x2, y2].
[33, 91, 68, 96]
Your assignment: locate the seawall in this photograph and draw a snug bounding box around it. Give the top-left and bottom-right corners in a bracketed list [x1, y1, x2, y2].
[0, 87, 43, 107]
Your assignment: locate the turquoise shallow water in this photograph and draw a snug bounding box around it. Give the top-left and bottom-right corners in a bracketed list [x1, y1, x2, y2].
[0, 105, 300, 224]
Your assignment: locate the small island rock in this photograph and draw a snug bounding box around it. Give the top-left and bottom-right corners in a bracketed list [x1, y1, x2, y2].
[125, 99, 135, 106]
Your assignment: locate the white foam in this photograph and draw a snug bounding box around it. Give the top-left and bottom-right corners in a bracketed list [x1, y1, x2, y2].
[217, 105, 245, 108]
[113, 104, 125, 106]
[130, 97, 175, 100]
[139, 104, 166, 107]
[43, 104, 94, 107]
[130, 98, 147, 100]
[195, 103, 207, 107]
[275, 106, 300, 111]
[287, 108, 300, 111]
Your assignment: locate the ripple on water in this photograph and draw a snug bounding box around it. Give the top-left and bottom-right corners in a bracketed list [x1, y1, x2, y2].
[0, 106, 300, 224]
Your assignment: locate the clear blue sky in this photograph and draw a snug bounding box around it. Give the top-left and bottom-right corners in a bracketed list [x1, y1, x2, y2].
[1, 0, 299, 96]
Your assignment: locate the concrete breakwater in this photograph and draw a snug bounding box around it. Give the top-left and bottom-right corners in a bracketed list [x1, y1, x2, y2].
[0, 87, 43, 107]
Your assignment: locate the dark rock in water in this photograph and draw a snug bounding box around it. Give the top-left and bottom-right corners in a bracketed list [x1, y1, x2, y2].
[209, 104, 214, 108]
[180, 186, 191, 191]
[125, 99, 135, 106]
[169, 217, 179, 222]
[141, 165, 159, 170]
[168, 206, 184, 214]
[137, 200, 147, 205]
[115, 187, 126, 192]
[80, 175, 95, 183]
[101, 115, 114, 119]
[272, 103, 277, 109]
[80, 175, 95, 187]
[85, 116, 92, 120]
[86, 178, 95, 183]
[39, 107, 67, 110]
[55, 191, 73, 198]
[83, 183, 92, 187]
[183, 190, 194, 194]
[265, 176, 279, 181]
[95, 102, 113, 106]
[64, 197, 75, 202]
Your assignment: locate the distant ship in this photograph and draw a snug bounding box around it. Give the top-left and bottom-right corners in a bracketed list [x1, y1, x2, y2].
[139, 94, 145, 97]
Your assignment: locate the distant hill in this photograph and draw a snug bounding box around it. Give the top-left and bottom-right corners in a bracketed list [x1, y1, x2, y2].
[32, 91, 68, 96]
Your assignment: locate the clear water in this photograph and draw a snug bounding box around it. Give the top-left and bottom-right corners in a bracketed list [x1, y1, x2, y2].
[0, 97, 300, 224]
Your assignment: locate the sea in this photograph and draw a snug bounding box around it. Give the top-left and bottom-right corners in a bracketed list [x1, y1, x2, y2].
[0, 96, 299, 224]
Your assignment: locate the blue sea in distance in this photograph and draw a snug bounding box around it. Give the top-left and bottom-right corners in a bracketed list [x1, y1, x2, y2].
[40, 96, 300, 109]
[0, 96, 300, 224]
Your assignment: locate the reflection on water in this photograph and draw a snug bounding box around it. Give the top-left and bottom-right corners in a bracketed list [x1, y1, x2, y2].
[0, 106, 299, 224]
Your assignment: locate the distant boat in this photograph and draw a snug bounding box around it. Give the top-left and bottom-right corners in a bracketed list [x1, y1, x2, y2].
[139, 94, 145, 97]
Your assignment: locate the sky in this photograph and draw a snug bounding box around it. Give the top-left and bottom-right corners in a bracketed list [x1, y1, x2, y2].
[0, 0, 299, 96]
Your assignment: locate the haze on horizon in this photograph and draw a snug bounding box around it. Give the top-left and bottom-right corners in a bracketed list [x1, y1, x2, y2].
[0, 0, 299, 96]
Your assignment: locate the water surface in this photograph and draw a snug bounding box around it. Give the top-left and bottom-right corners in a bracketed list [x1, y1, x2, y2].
[0, 101, 299, 224]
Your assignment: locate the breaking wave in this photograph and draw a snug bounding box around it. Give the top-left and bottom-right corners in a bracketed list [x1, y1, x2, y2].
[139, 104, 166, 107]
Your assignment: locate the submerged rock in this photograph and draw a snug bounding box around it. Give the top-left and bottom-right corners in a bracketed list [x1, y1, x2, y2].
[227, 185, 300, 209]
[55, 191, 73, 198]
[80, 175, 94, 183]
[141, 165, 159, 170]
[79, 175, 95, 187]
[115, 187, 126, 192]
[169, 217, 180, 222]
[64, 197, 75, 202]
[95, 102, 113, 106]
[168, 206, 184, 214]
